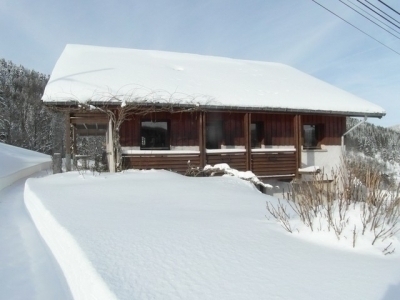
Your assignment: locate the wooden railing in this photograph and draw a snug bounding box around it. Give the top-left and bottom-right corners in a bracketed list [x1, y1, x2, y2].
[123, 150, 200, 174]
[251, 149, 296, 177]
[122, 148, 297, 178]
[206, 149, 247, 171]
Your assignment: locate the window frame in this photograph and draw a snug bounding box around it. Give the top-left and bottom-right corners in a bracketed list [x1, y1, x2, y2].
[206, 120, 224, 149]
[302, 123, 324, 150]
[140, 119, 170, 150]
[251, 121, 264, 148]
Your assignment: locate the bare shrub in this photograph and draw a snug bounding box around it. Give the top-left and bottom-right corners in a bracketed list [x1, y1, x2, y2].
[267, 154, 400, 254]
[266, 199, 293, 233]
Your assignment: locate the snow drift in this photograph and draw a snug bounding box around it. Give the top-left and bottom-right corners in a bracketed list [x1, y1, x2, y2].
[24, 170, 400, 300]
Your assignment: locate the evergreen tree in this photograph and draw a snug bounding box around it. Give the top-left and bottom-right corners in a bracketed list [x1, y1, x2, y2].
[0, 58, 63, 154]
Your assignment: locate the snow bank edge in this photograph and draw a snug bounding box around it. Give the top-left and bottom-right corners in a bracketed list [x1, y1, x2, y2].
[24, 180, 117, 300]
[0, 161, 51, 191]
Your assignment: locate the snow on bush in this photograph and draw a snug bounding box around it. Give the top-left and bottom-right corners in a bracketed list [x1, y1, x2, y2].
[267, 157, 400, 255]
[203, 163, 273, 189]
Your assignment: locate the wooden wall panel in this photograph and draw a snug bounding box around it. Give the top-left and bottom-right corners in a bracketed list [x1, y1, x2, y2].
[286, 115, 293, 145]
[119, 112, 345, 148]
[252, 152, 296, 177]
[251, 113, 295, 146]
[123, 153, 200, 174]
[119, 112, 199, 147]
[207, 112, 245, 146]
[120, 115, 140, 147]
[235, 113, 245, 145]
[301, 115, 346, 145]
[206, 153, 246, 171]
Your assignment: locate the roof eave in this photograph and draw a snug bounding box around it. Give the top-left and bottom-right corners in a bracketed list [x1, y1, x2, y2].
[43, 101, 385, 118]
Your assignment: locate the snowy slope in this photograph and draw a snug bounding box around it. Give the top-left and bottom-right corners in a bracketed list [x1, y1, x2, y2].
[42, 44, 385, 117]
[25, 170, 400, 300]
[0, 142, 51, 178]
[0, 174, 72, 300]
[0, 142, 51, 191]
[0, 143, 71, 299]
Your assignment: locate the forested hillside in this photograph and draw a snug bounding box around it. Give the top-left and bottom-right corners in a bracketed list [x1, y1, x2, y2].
[346, 118, 400, 164]
[0, 59, 64, 154]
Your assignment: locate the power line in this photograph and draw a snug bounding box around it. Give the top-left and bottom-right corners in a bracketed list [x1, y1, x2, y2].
[365, 0, 400, 26]
[311, 0, 400, 56]
[356, 0, 400, 30]
[342, 0, 400, 38]
[378, 0, 400, 16]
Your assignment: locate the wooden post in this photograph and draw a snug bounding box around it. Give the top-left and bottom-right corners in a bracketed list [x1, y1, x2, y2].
[244, 113, 252, 171]
[108, 118, 116, 173]
[294, 115, 302, 178]
[53, 153, 62, 174]
[199, 111, 206, 168]
[297, 115, 302, 171]
[72, 125, 77, 170]
[65, 112, 71, 172]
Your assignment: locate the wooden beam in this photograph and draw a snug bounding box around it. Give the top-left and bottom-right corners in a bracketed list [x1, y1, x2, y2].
[75, 129, 107, 136]
[70, 117, 108, 124]
[108, 118, 116, 173]
[65, 112, 71, 172]
[199, 112, 206, 168]
[70, 112, 108, 118]
[72, 125, 77, 169]
[294, 115, 302, 178]
[298, 115, 302, 171]
[244, 113, 252, 171]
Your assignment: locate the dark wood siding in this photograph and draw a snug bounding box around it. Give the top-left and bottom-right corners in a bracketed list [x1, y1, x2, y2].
[123, 153, 200, 174]
[302, 115, 345, 145]
[120, 115, 140, 147]
[206, 152, 246, 171]
[251, 150, 296, 177]
[207, 112, 245, 146]
[121, 112, 300, 148]
[119, 111, 344, 177]
[120, 112, 199, 147]
[251, 113, 295, 146]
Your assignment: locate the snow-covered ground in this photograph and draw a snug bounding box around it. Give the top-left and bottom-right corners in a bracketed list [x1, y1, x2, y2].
[25, 170, 400, 300]
[0, 142, 71, 299]
[2, 142, 399, 299]
[0, 175, 72, 300]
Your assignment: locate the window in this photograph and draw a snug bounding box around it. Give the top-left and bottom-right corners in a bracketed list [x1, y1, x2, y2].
[141, 121, 170, 150]
[251, 122, 263, 148]
[303, 124, 324, 149]
[206, 120, 223, 149]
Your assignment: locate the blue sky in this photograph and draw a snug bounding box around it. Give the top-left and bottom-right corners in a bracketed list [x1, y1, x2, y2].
[1, 0, 399, 127]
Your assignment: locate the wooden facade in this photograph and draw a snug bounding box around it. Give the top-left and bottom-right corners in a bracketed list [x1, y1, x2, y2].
[46, 45, 385, 179]
[119, 111, 346, 178]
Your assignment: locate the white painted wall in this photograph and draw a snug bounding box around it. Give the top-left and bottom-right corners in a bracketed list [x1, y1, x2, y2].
[301, 145, 342, 179]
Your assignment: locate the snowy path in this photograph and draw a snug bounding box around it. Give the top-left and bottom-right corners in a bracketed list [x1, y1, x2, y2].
[0, 173, 72, 300]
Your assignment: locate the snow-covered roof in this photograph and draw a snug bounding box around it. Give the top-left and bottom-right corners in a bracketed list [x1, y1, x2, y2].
[43, 44, 385, 117]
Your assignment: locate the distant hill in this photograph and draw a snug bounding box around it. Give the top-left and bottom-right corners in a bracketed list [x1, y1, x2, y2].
[346, 118, 400, 164]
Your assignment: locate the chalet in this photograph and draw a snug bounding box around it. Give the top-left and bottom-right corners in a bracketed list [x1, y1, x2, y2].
[43, 44, 385, 179]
